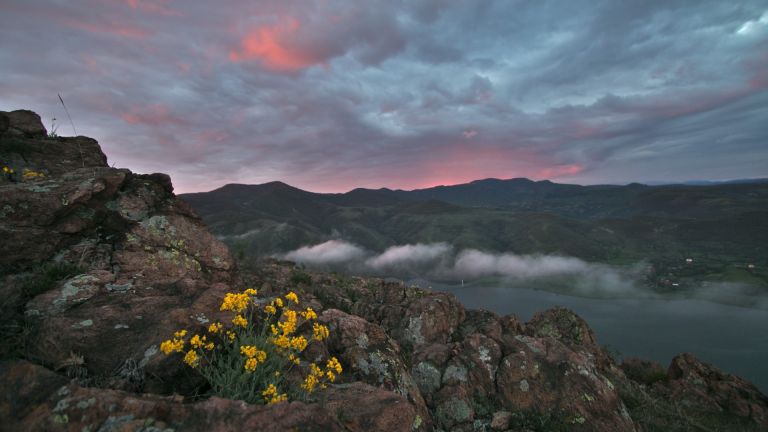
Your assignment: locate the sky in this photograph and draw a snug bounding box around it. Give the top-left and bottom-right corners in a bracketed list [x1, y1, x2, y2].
[1, 0, 767, 193]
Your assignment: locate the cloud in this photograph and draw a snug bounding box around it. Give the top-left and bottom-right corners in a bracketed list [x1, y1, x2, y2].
[229, 17, 324, 72]
[1, 1, 766, 192]
[365, 243, 453, 271]
[281, 241, 646, 297]
[452, 249, 589, 279]
[282, 239, 367, 265]
[281, 241, 768, 305]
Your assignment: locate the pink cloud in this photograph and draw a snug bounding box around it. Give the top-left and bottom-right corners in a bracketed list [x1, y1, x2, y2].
[229, 17, 325, 72]
[120, 104, 186, 126]
[536, 164, 584, 179]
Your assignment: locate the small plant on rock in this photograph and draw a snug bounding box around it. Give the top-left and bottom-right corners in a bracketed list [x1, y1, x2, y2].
[160, 288, 342, 405]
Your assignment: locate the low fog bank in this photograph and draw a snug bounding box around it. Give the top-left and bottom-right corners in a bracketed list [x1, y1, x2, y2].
[280, 240, 768, 308]
[281, 240, 646, 298]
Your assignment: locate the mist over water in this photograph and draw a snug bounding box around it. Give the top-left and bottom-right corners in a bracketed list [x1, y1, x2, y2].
[280, 240, 768, 392]
[280, 240, 767, 308]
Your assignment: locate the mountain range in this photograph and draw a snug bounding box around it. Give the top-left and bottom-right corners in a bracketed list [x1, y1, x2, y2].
[180, 178, 768, 288]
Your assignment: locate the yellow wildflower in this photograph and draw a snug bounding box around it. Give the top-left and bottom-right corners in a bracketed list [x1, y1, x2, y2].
[302, 373, 318, 393]
[274, 298, 284, 308]
[226, 330, 236, 342]
[244, 358, 258, 372]
[326, 370, 336, 382]
[278, 310, 297, 336]
[190, 334, 204, 349]
[270, 324, 279, 335]
[240, 345, 257, 358]
[327, 357, 343, 374]
[232, 314, 248, 328]
[288, 354, 301, 365]
[262, 384, 288, 404]
[264, 305, 277, 315]
[285, 291, 299, 304]
[22, 168, 45, 179]
[208, 322, 223, 334]
[310, 363, 323, 377]
[244, 288, 258, 296]
[174, 330, 187, 338]
[313, 323, 330, 341]
[204, 342, 215, 351]
[184, 350, 199, 368]
[220, 292, 250, 313]
[301, 307, 318, 321]
[263, 383, 277, 397]
[160, 337, 185, 354]
[272, 335, 290, 349]
[290, 335, 308, 352]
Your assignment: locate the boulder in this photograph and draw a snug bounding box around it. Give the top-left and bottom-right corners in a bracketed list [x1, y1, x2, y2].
[1, 110, 47, 137]
[322, 309, 432, 431]
[496, 335, 636, 432]
[665, 353, 768, 427]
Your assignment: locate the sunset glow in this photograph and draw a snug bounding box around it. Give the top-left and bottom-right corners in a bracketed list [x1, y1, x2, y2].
[1, 1, 766, 193]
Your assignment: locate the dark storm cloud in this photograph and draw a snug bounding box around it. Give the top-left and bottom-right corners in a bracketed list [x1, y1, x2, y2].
[1, 0, 766, 192]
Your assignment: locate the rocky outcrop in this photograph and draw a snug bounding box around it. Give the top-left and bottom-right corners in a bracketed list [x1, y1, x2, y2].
[259, 267, 640, 431]
[1, 110, 766, 432]
[1, 360, 416, 432]
[1, 111, 235, 394]
[665, 353, 768, 425]
[253, 262, 768, 431]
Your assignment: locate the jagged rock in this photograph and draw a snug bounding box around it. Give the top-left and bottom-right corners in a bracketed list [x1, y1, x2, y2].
[399, 293, 466, 347]
[665, 353, 768, 426]
[323, 382, 420, 432]
[321, 309, 432, 431]
[0, 120, 235, 394]
[496, 334, 637, 432]
[525, 306, 598, 351]
[0, 360, 413, 432]
[456, 309, 504, 343]
[0, 110, 47, 137]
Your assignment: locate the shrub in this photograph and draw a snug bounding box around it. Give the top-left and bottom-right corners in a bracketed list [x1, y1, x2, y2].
[290, 270, 312, 286]
[160, 288, 342, 405]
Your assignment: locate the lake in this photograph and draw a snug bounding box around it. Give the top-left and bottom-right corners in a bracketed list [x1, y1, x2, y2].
[409, 280, 768, 394]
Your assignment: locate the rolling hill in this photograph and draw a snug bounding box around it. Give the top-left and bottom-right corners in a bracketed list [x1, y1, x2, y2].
[179, 179, 768, 275]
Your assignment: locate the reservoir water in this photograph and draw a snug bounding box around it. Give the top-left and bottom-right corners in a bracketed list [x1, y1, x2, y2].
[412, 280, 768, 394]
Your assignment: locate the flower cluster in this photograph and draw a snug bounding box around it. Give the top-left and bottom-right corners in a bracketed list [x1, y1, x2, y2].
[21, 168, 45, 179]
[160, 330, 187, 354]
[262, 383, 288, 404]
[301, 357, 343, 393]
[160, 288, 342, 405]
[240, 345, 267, 371]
